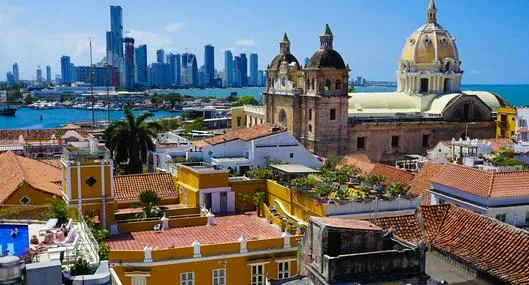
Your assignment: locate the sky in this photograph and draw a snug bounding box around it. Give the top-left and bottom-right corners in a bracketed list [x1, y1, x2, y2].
[0, 0, 528, 84]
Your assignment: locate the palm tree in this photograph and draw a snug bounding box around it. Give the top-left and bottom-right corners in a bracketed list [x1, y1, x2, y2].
[136, 190, 162, 219]
[104, 105, 161, 174]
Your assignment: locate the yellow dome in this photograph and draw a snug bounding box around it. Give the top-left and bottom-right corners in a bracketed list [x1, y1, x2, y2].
[400, 0, 459, 65]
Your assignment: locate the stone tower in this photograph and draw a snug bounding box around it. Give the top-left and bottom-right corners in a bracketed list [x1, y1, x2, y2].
[301, 24, 350, 155]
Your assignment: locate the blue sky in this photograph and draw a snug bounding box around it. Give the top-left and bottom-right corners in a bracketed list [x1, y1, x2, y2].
[0, 0, 528, 84]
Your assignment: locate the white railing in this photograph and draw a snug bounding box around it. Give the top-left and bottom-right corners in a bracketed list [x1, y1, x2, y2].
[78, 213, 100, 264]
[326, 196, 422, 216]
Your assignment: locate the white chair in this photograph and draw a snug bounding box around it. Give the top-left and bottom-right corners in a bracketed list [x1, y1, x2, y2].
[39, 218, 58, 233]
[56, 229, 77, 245]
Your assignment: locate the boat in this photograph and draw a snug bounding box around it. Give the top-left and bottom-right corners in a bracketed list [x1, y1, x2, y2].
[0, 86, 16, 116]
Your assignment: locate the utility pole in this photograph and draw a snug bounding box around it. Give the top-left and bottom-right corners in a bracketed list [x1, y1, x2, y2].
[89, 37, 95, 133]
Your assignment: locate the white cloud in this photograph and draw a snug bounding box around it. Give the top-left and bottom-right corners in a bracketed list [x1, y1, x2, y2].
[234, 39, 256, 47]
[164, 22, 185, 33]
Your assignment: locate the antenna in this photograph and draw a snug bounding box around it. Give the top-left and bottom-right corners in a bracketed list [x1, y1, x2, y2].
[89, 37, 95, 133]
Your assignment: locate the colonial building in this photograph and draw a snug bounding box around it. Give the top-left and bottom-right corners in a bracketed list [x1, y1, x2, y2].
[264, 0, 507, 162]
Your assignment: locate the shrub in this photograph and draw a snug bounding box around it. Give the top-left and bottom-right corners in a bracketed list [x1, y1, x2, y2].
[70, 251, 91, 276]
[45, 197, 70, 225]
[247, 168, 273, 179]
[386, 182, 409, 198]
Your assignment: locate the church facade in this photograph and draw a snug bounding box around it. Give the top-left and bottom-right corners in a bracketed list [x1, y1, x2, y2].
[264, 0, 506, 162]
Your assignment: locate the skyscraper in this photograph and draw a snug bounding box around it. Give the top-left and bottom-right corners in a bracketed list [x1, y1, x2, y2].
[167, 53, 181, 87]
[123, 37, 135, 90]
[60, 56, 71, 84]
[6, 72, 15, 86]
[250, 53, 258, 87]
[36, 66, 43, 83]
[150, 63, 170, 87]
[106, 6, 123, 61]
[233, 56, 241, 87]
[156, 49, 165, 64]
[239, 53, 248, 87]
[135, 45, 148, 86]
[175, 54, 181, 87]
[46, 66, 51, 83]
[12, 63, 19, 83]
[204, 44, 215, 87]
[224, 50, 233, 87]
[257, 70, 265, 87]
[181, 53, 198, 87]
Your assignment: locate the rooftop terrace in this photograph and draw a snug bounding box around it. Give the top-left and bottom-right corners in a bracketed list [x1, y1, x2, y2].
[107, 213, 283, 250]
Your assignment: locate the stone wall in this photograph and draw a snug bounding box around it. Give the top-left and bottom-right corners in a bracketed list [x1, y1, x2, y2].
[347, 120, 496, 163]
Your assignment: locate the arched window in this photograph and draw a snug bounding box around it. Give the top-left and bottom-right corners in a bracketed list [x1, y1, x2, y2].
[279, 109, 287, 126]
[335, 80, 341, 90]
[309, 109, 312, 120]
[306, 79, 310, 90]
[521, 118, 528, 128]
[311, 78, 315, 90]
[308, 124, 312, 133]
[324, 79, 331, 91]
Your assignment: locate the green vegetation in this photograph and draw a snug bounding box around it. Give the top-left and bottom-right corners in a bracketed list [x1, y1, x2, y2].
[135, 190, 162, 219]
[156, 118, 182, 132]
[386, 182, 409, 198]
[104, 106, 161, 174]
[239, 193, 249, 212]
[233, 95, 259, 106]
[364, 173, 386, 187]
[84, 215, 110, 260]
[253, 190, 266, 217]
[322, 155, 343, 170]
[184, 117, 207, 134]
[492, 155, 522, 166]
[291, 176, 317, 192]
[149, 93, 183, 109]
[45, 197, 71, 226]
[246, 168, 273, 179]
[70, 251, 91, 276]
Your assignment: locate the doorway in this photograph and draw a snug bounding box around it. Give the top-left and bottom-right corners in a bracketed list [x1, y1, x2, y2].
[420, 78, 429, 93]
[327, 231, 342, 257]
[220, 192, 228, 213]
[444, 78, 452, 93]
[203, 193, 212, 211]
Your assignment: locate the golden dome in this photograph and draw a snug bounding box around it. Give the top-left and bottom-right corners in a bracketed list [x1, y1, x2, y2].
[400, 0, 459, 66]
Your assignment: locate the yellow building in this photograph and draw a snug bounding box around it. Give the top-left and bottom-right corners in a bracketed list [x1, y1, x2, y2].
[496, 106, 516, 138]
[230, 106, 246, 131]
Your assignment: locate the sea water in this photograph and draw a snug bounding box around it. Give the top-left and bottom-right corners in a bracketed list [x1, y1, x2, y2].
[0, 85, 528, 129]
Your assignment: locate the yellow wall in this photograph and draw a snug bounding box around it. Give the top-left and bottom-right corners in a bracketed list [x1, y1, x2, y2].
[5, 183, 57, 206]
[230, 179, 267, 212]
[231, 107, 246, 131]
[198, 172, 229, 189]
[109, 238, 299, 285]
[68, 163, 113, 200]
[266, 180, 325, 221]
[496, 107, 516, 138]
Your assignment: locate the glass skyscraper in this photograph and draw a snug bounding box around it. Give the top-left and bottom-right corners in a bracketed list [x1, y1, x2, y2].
[250, 53, 258, 87]
[167, 53, 181, 87]
[239, 53, 248, 87]
[135, 45, 148, 86]
[46, 66, 51, 83]
[156, 49, 165, 64]
[12, 63, 19, 83]
[106, 6, 123, 60]
[224, 50, 233, 87]
[60, 56, 71, 84]
[123, 37, 135, 90]
[204, 45, 215, 87]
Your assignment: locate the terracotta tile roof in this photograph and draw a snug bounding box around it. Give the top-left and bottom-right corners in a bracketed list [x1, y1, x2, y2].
[341, 155, 414, 185]
[431, 163, 529, 199]
[113, 172, 178, 201]
[107, 213, 284, 250]
[407, 162, 443, 204]
[192, 124, 285, 147]
[0, 151, 62, 203]
[38, 159, 62, 169]
[420, 205, 529, 284]
[487, 138, 513, 152]
[368, 214, 423, 244]
[369, 204, 529, 283]
[371, 164, 415, 185]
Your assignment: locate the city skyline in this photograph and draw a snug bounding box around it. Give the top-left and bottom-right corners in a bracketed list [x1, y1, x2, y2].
[0, 0, 528, 84]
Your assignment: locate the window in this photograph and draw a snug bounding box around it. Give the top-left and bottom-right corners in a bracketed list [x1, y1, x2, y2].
[500, 114, 507, 122]
[279, 109, 287, 126]
[311, 78, 315, 90]
[324, 79, 331, 91]
[391, 136, 399, 148]
[131, 276, 147, 285]
[20, 196, 30, 205]
[422, 134, 430, 148]
[335, 79, 341, 90]
[357, 137, 366, 150]
[525, 211, 529, 225]
[277, 261, 290, 279]
[330, 109, 336, 121]
[309, 109, 312, 120]
[444, 78, 451, 93]
[306, 79, 310, 90]
[495, 213, 506, 223]
[181, 272, 194, 285]
[237, 117, 241, 127]
[420, 78, 429, 93]
[251, 264, 264, 285]
[308, 124, 312, 133]
[289, 153, 294, 158]
[438, 198, 445, 204]
[212, 269, 225, 285]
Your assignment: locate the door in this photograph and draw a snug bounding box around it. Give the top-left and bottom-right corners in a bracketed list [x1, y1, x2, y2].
[220, 192, 228, 213]
[204, 193, 212, 211]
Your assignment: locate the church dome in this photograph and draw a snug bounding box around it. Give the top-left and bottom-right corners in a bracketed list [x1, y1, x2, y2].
[400, 0, 459, 65]
[306, 24, 346, 69]
[268, 33, 300, 70]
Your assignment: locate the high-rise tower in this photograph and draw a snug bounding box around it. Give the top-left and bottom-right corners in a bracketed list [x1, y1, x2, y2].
[204, 45, 215, 87]
[135, 45, 148, 86]
[46, 66, 51, 83]
[156, 49, 165, 64]
[239, 53, 248, 87]
[12, 63, 19, 83]
[123, 37, 135, 90]
[60, 56, 71, 84]
[224, 50, 233, 87]
[250, 53, 258, 87]
[106, 6, 123, 61]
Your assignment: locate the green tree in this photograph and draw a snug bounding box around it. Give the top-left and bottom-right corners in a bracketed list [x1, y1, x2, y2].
[104, 106, 161, 174]
[386, 182, 409, 198]
[45, 197, 70, 225]
[239, 193, 249, 213]
[253, 190, 266, 217]
[184, 117, 207, 134]
[233, 95, 259, 106]
[70, 251, 91, 276]
[136, 190, 162, 219]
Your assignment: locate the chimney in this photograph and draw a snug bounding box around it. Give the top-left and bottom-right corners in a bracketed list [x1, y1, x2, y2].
[206, 212, 215, 226]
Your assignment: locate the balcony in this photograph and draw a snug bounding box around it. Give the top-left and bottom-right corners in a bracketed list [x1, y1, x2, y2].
[62, 145, 111, 162]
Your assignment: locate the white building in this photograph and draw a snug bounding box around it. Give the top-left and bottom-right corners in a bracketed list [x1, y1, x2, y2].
[429, 163, 529, 228]
[147, 132, 195, 171]
[189, 124, 321, 174]
[516, 107, 529, 141]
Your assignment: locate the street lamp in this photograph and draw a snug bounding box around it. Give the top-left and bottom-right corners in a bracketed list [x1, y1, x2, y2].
[465, 122, 476, 140]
